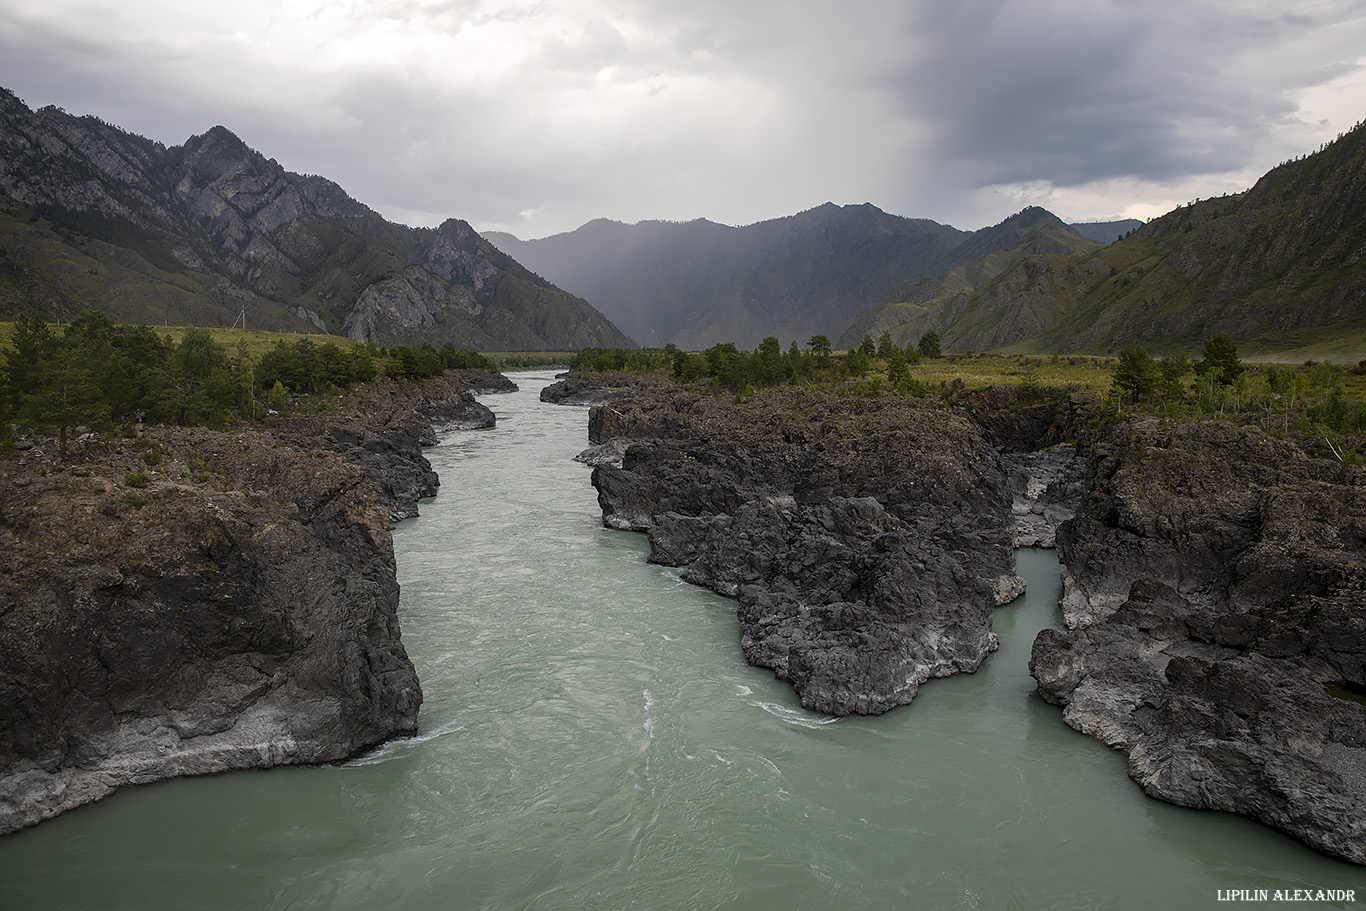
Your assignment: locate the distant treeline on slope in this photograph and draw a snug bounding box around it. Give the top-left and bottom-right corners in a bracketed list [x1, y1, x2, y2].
[1, 312, 494, 447]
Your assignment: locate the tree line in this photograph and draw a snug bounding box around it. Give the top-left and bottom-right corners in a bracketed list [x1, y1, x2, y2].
[1110, 333, 1366, 434]
[573, 330, 944, 395]
[1, 311, 495, 448]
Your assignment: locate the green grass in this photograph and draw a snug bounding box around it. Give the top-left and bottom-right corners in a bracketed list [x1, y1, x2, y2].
[154, 326, 360, 361]
[834, 353, 1366, 408]
[912, 355, 1116, 394]
[0, 321, 357, 364]
[1237, 326, 1366, 365]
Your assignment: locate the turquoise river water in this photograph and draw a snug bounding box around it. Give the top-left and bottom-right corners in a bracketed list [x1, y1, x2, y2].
[1, 371, 1362, 910]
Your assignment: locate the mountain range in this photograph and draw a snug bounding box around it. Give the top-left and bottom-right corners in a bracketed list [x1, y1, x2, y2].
[486, 207, 1134, 350]
[0, 88, 633, 350]
[489, 126, 1366, 360]
[3, 83, 1361, 360]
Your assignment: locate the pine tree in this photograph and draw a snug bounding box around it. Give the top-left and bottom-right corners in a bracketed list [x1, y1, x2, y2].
[1158, 351, 1191, 400]
[3, 315, 56, 405]
[1111, 343, 1161, 402]
[887, 348, 907, 387]
[1195, 333, 1245, 386]
[17, 337, 110, 450]
[876, 331, 895, 359]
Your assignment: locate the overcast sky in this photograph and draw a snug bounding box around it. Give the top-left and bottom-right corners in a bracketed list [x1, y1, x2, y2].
[2, 0, 1364, 239]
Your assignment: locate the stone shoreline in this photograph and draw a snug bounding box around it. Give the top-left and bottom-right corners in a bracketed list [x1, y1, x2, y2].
[0, 370, 510, 834]
[555, 372, 1366, 865]
[579, 382, 1074, 716]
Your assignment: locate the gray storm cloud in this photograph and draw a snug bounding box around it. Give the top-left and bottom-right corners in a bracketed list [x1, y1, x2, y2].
[0, 0, 1361, 236]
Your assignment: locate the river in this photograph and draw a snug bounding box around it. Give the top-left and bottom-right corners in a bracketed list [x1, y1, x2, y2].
[0, 370, 1361, 909]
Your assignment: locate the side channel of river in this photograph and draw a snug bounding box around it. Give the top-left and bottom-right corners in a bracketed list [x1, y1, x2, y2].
[0, 371, 1360, 910]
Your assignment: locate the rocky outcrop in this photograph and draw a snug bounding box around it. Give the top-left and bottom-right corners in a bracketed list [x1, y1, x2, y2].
[456, 370, 519, 396]
[1005, 445, 1082, 548]
[540, 371, 674, 406]
[284, 372, 496, 522]
[586, 386, 1023, 716]
[0, 371, 501, 834]
[1029, 418, 1366, 865]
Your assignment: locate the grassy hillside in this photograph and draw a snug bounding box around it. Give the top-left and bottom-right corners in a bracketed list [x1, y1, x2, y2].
[0, 209, 314, 331]
[837, 208, 1102, 350]
[861, 122, 1366, 362]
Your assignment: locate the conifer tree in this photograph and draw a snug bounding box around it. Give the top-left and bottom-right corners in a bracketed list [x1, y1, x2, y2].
[876, 331, 895, 359]
[17, 336, 109, 450]
[1195, 333, 1245, 386]
[1112, 343, 1161, 402]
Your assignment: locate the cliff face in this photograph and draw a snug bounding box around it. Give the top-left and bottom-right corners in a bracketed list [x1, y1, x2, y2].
[1030, 419, 1366, 865]
[0, 88, 633, 350]
[581, 385, 1028, 716]
[0, 372, 500, 833]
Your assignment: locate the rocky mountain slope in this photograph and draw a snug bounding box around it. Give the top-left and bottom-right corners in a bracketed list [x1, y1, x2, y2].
[873, 121, 1366, 357]
[0, 371, 500, 833]
[836, 206, 1102, 349]
[488, 205, 1116, 351]
[489, 204, 976, 350]
[0, 88, 633, 351]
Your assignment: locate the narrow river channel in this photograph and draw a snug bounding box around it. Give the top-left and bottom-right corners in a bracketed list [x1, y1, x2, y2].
[0, 370, 1360, 909]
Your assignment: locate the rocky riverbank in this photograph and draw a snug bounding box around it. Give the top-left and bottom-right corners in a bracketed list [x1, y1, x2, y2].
[558, 371, 1366, 865]
[539, 370, 673, 406]
[577, 381, 1061, 716]
[1030, 417, 1366, 865]
[283, 369, 501, 522]
[0, 370, 503, 834]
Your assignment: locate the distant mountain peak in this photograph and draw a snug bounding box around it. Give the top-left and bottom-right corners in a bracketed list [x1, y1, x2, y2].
[863, 123, 1366, 357]
[185, 124, 251, 156]
[0, 86, 633, 351]
[1005, 205, 1063, 225]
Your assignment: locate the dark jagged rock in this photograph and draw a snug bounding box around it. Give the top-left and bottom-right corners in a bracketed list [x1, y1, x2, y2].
[586, 386, 1024, 716]
[1004, 445, 1082, 548]
[0, 370, 503, 834]
[285, 372, 495, 522]
[456, 370, 519, 396]
[540, 371, 674, 406]
[1029, 418, 1366, 865]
